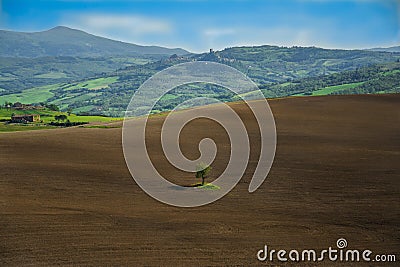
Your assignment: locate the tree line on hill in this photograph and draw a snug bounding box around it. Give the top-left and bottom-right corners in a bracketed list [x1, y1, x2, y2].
[1, 44, 399, 116]
[261, 62, 400, 96]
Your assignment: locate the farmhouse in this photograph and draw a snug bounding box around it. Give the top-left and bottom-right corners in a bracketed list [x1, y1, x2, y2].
[11, 114, 41, 123]
[12, 102, 24, 109]
[11, 102, 44, 110]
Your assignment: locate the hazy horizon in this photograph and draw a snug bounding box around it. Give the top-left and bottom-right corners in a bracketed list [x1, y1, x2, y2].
[1, 24, 399, 54]
[1, 0, 399, 53]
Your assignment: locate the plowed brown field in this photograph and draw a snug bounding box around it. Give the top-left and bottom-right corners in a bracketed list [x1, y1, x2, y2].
[1, 95, 399, 266]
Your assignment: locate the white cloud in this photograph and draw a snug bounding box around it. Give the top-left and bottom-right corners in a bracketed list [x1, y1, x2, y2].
[62, 13, 173, 42]
[80, 14, 171, 34]
[202, 28, 236, 49]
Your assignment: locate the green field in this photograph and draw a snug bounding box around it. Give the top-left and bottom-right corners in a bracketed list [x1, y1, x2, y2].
[0, 84, 58, 104]
[382, 69, 400, 76]
[0, 107, 56, 121]
[0, 58, 398, 118]
[63, 77, 118, 91]
[65, 114, 121, 123]
[0, 108, 120, 122]
[0, 76, 119, 106]
[33, 114, 120, 124]
[34, 72, 68, 79]
[293, 82, 365, 96]
[233, 81, 366, 100]
[0, 107, 122, 132]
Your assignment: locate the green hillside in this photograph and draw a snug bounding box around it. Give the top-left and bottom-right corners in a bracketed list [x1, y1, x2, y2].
[0, 56, 158, 93]
[296, 82, 365, 96]
[206, 45, 400, 84]
[268, 62, 400, 97]
[0, 26, 189, 58]
[1, 41, 400, 117]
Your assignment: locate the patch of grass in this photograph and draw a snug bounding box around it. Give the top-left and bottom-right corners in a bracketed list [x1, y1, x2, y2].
[0, 77, 16, 81]
[67, 115, 122, 123]
[0, 77, 118, 110]
[280, 82, 293, 87]
[111, 57, 152, 65]
[382, 69, 400, 76]
[50, 93, 101, 111]
[0, 107, 122, 127]
[233, 90, 265, 100]
[34, 72, 68, 79]
[0, 122, 56, 132]
[0, 108, 56, 121]
[311, 82, 365, 96]
[39, 114, 121, 123]
[64, 77, 119, 91]
[0, 83, 58, 104]
[292, 82, 365, 96]
[191, 183, 221, 190]
[0, 113, 121, 132]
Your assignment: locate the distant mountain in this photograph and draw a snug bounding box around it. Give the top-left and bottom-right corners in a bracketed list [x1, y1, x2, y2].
[0, 26, 189, 57]
[366, 46, 400, 53]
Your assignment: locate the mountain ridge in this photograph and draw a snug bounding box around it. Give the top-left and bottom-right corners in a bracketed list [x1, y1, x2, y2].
[366, 46, 400, 53]
[0, 26, 189, 57]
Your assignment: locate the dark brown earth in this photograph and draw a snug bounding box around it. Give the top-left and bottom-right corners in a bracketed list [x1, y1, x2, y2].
[0, 95, 399, 266]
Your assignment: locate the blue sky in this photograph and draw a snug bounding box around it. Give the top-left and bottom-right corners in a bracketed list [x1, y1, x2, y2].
[0, 0, 399, 52]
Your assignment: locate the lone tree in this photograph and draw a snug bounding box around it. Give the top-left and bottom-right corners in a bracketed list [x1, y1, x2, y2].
[54, 114, 68, 122]
[46, 103, 60, 111]
[196, 163, 212, 186]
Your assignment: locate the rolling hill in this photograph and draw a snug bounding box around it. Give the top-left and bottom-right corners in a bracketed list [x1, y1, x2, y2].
[196, 45, 400, 84]
[260, 61, 400, 97]
[1, 94, 399, 265]
[1, 27, 400, 116]
[367, 46, 400, 53]
[0, 26, 189, 57]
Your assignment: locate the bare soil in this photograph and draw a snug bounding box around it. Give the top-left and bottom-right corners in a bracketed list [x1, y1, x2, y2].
[0, 95, 399, 266]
